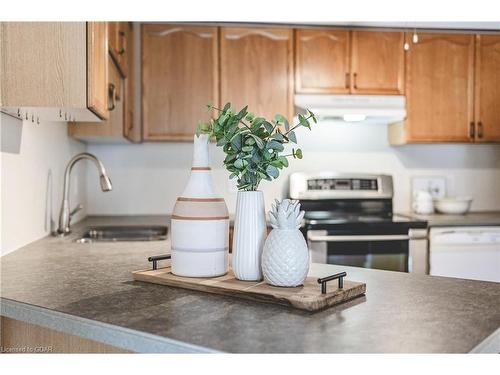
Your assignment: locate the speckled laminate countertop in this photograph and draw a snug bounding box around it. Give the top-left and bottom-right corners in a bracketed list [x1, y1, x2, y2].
[1, 215, 499, 353]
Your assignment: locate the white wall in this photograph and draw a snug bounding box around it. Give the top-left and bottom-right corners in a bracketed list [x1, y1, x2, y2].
[1, 114, 87, 255]
[86, 121, 500, 216]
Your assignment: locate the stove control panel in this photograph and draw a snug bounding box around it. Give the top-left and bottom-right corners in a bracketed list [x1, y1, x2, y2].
[307, 178, 378, 191]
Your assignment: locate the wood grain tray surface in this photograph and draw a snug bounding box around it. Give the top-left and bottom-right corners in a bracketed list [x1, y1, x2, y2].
[132, 266, 366, 312]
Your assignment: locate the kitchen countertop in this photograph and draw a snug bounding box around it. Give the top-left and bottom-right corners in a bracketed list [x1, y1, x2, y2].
[1, 215, 499, 353]
[399, 211, 500, 227]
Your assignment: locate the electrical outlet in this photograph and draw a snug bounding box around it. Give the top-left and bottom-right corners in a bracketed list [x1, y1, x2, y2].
[412, 176, 446, 198]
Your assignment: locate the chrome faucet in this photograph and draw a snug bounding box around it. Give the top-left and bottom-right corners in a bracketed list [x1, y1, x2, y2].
[55, 152, 112, 236]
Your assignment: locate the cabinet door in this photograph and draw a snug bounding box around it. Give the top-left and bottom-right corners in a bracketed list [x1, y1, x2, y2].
[221, 28, 293, 120]
[87, 22, 108, 120]
[108, 22, 128, 77]
[405, 33, 475, 142]
[69, 59, 124, 139]
[474, 35, 500, 142]
[295, 29, 350, 94]
[123, 23, 140, 142]
[142, 24, 219, 141]
[351, 31, 404, 94]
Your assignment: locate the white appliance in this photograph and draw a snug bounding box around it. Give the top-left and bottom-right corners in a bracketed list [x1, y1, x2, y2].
[430, 226, 500, 282]
[294, 94, 406, 124]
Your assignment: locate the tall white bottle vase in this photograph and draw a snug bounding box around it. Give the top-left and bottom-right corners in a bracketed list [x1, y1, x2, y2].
[232, 191, 267, 281]
[171, 134, 229, 278]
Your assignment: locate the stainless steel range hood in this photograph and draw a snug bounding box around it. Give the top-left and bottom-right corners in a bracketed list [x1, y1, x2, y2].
[294, 94, 406, 124]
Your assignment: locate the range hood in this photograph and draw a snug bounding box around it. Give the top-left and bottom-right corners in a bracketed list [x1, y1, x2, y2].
[294, 94, 406, 124]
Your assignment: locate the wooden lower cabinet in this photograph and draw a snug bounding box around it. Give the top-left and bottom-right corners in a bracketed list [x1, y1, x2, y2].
[0, 317, 126, 353]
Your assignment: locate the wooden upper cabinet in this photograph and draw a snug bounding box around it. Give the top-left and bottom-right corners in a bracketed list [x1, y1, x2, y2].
[404, 33, 475, 142]
[108, 22, 129, 77]
[221, 27, 293, 120]
[87, 22, 108, 120]
[142, 24, 219, 141]
[123, 23, 140, 142]
[295, 29, 350, 94]
[69, 58, 124, 140]
[474, 35, 500, 142]
[351, 31, 404, 94]
[0, 22, 103, 121]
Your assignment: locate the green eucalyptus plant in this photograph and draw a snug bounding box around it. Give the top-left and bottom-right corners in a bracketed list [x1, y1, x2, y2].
[197, 102, 317, 191]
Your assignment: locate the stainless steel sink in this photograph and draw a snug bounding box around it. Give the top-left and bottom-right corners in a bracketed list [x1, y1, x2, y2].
[75, 225, 168, 243]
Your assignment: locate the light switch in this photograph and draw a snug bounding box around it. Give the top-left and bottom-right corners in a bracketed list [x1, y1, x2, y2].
[412, 176, 446, 198]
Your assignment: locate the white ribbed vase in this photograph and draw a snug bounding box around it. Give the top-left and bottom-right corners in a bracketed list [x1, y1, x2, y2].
[232, 191, 267, 281]
[171, 134, 229, 277]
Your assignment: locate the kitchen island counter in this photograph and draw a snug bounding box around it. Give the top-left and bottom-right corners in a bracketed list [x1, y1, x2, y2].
[1, 216, 499, 353]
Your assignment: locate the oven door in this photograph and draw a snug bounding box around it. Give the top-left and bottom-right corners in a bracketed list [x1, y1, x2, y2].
[307, 229, 428, 273]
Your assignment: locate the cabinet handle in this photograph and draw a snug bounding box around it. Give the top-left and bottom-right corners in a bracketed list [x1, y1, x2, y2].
[469, 122, 475, 139]
[477, 122, 483, 138]
[108, 83, 116, 111]
[353, 73, 358, 90]
[345, 72, 350, 89]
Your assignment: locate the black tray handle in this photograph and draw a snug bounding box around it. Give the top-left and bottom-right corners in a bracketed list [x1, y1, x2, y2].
[317, 272, 347, 294]
[148, 254, 171, 270]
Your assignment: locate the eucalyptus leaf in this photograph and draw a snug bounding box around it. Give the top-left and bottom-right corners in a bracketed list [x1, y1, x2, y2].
[288, 131, 297, 143]
[234, 159, 245, 169]
[266, 165, 279, 178]
[263, 121, 274, 133]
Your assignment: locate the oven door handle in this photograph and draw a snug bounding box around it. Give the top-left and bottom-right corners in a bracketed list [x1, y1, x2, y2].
[308, 234, 411, 242]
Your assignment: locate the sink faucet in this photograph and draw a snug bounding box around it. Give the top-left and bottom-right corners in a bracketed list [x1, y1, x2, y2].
[55, 152, 112, 236]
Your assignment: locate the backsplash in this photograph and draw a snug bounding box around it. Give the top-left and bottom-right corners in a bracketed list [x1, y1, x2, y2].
[1, 114, 87, 255]
[86, 121, 500, 216]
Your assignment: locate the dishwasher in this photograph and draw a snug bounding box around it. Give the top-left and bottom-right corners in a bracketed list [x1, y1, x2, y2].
[429, 226, 500, 283]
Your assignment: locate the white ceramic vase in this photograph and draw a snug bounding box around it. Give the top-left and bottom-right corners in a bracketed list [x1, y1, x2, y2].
[262, 199, 309, 287]
[232, 191, 267, 281]
[171, 134, 229, 277]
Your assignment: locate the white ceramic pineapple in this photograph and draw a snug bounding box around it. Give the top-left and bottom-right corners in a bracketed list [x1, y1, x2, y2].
[261, 199, 310, 287]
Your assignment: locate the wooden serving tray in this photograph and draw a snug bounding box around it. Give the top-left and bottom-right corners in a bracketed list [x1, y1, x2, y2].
[132, 265, 366, 312]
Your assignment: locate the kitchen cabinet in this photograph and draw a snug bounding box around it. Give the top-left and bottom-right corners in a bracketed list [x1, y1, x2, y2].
[0, 22, 107, 122]
[123, 22, 140, 142]
[350, 31, 405, 94]
[1, 317, 125, 353]
[70, 24, 139, 142]
[69, 57, 130, 141]
[389, 33, 475, 144]
[295, 29, 404, 95]
[141, 24, 219, 141]
[295, 29, 350, 94]
[87, 22, 109, 120]
[474, 35, 500, 142]
[221, 27, 293, 121]
[108, 22, 129, 77]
